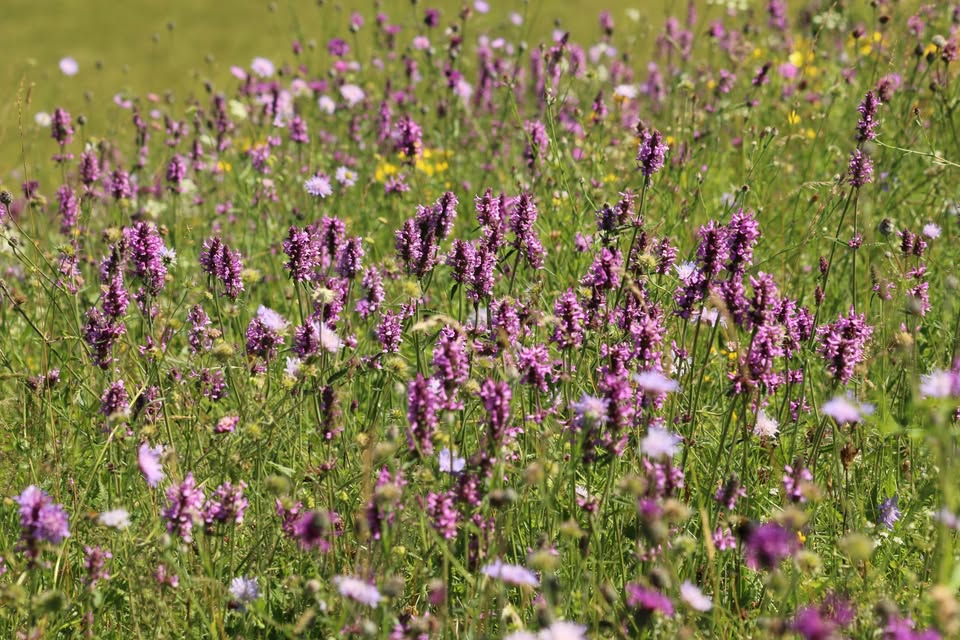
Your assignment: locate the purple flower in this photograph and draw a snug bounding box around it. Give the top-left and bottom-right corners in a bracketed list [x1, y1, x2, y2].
[848, 149, 873, 188]
[743, 522, 799, 571]
[199, 236, 245, 299]
[162, 473, 205, 542]
[56, 185, 79, 234]
[229, 576, 260, 606]
[407, 374, 441, 455]
[80, 546, 111, 592]
[783, 463, 814, 503]
[480, 378, 513, 444]
[377, 311, 403, 353]
[679, 581, 712, 612]
[878, 495, 901, 530]
[551, 289, 586, 349]
[481, 559, 540, 587]
[204, 481, 249, 527]
[100, 380, 130, 419]
[245, 306, 287, 360]
[636, 128, 668, 178]
[291, 509, 340, 552]
[335, 236, 364, 279]
[356, 266, 385, 318]
[822, 394, 873, 424]
[856, 90, 881, 143]
[625, 584, 675, 616]
[125, 222, 168, 295]
[438, 448, 466, 474]
[305, 174, 333, 198]
[14, 486, 70, 560]
[395, 115, 423, 163]
[426, 490, 460, 539]
[640, 426, 682, 459]
[282, 226, 319, 282]
[138, 442, 165, 488]
[715, 474, 747, 511]
[51, 107, 74, 147]
[166, 154, 187, 191]
[334, 576, 382, 607]
[818, 307, 873, 384]
[517, 343, 554, 392]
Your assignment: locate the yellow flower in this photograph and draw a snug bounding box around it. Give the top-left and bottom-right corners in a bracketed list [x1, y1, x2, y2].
[788, 51, 805, 68]
[788, 111, 801, 126]
[216, 160, 232, 173]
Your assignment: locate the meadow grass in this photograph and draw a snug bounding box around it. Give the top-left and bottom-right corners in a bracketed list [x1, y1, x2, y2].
[2, 0, 960, 638]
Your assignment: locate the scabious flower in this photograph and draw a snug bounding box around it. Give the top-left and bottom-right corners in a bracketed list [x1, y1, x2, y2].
[481, 559, 540, 587]
[818, 307, 873, 384]
[754, 408, 780, 437]
[743, 522, 799, 571]
[640, 426, 682, 459]
[822, 394, 874, 425]
[138, 442, 165, 488]
[14, 486, 71, 560]
[679, 581, 712, 612]
[229, 576, 260, 608]
[98, 508, 131, 530]
[438, 448, 466, 474]
[163, 473, 205, 542]
[334, 576, 382, 607]
[305, 174, 333, 198]
[878, 495, 901, 530]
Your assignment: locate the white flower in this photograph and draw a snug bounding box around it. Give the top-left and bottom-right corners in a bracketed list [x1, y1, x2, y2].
[920, 370, 954, 399]
[539, 621, 588, 640]
[679, 581, 713, 611]
[923, 223, 941, 239]
[316, 321, 343, 353]
[317, 95, 336, 115]
[59, 57, 79, 76]
[284, 357, 302, 378]
[98, 508, 131, 530]
[754, 409, 779, 438]
[822, 394, 873, 424]
[674, 261, 697, 282]
[640, 426, 682, 459]
[613, 84, 638, 100]
[34, 112, 52, 127]
[256, 306, 287, 332]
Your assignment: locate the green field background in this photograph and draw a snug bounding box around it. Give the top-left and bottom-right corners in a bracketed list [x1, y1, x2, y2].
[0, 0, 673, 176]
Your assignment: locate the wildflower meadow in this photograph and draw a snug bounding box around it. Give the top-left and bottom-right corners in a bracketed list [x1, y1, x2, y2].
[4, 0, 960, 638]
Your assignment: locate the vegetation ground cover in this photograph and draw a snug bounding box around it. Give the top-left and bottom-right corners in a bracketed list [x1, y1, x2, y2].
[2, 1, 960, 638]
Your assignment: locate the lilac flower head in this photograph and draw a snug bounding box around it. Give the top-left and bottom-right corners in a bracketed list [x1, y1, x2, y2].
[636, 127, 668, 178]
[481, 559, 540, 587]
[229, 576, 260, 606]
[334, 576, 382, 607]
[640, 426, 682, 459]
[679, 581, 713, 612]
[438, 447, 466, 474]
[878, 495, 901, 530]
[304, 174, 333, 198]
[138, 442, 165, 488]
[822, 394, 873, 424]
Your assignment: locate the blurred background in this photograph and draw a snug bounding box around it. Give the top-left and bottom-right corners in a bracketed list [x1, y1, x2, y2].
[0, 0, 671, 176]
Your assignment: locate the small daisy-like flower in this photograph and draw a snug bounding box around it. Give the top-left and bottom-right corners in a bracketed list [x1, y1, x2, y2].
[334, 166, 358, 187]
[334, 575, 382, 607]
[640, 426, 682, 459]
[98, 509, 131, 530]
[679, 581, 713, 612]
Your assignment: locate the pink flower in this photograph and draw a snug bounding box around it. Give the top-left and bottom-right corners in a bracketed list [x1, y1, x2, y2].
[59, 57, 79, 76]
